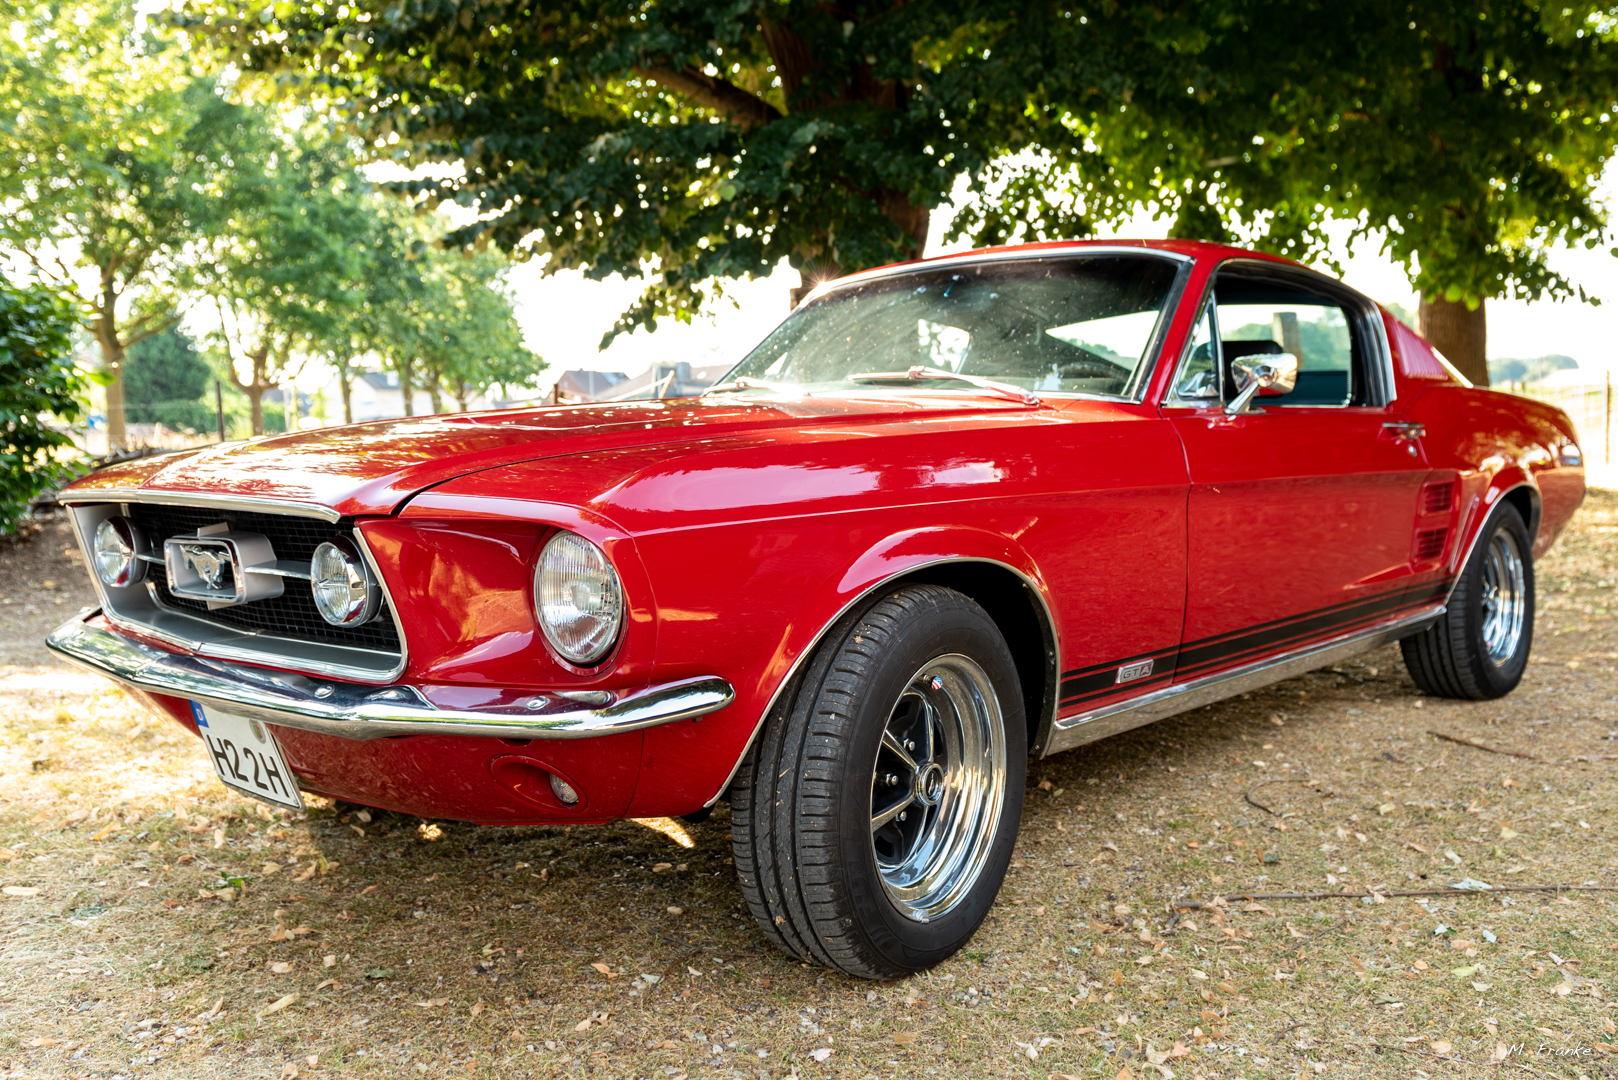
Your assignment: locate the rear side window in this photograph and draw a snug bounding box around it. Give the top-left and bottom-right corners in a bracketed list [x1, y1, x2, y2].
[1214, 280, 1354, 407]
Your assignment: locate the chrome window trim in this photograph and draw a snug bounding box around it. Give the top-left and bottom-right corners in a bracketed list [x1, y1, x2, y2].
[813, 246, 1193, 302]
[1165, 286, 1223, 408]
[770, 248, 1193, 408]
[1162, 257, 1395, 411]
[46, 611, 732, 741]
[1041, 604, 1445, 757]
[59, 489, 343, 523]
[65, 500, 408, 685]
[701, 556, 1061, 808]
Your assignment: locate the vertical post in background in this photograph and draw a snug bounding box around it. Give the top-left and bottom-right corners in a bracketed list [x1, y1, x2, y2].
[215, 380, 225, 442]
[1606, 369, 1612, 466]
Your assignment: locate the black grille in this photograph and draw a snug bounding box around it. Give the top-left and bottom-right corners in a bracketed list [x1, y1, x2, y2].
[127, 503, 402, 654]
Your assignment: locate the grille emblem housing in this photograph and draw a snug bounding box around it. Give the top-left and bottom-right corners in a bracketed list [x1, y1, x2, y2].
[163, 527, 284, 609]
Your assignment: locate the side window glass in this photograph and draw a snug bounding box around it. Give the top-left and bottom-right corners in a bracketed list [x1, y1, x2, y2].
[1173, 300, 1221, 401]
[1214, 291, 1353, 406]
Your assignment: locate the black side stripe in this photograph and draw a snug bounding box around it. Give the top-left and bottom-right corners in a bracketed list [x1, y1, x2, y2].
[1174, 577, 1452, 681]
[1057, 576, 1454, 707]
[1060, 578, 1434, 682]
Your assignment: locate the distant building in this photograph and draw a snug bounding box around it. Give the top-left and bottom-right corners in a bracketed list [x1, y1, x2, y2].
[593, 362, 730, 401]
[329, 371, 493, 422]
[554, 370, 630, 402]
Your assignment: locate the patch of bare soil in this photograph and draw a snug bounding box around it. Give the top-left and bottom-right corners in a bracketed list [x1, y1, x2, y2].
[0, 513, 98, 666]
[0, 492, 1613, 1080]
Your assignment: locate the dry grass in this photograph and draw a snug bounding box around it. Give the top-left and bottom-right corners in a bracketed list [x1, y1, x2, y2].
[1, 492, 1615, 1080]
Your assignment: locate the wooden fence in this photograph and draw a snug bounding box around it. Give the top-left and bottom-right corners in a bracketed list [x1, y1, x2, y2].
[1504, 374, 1614, 476]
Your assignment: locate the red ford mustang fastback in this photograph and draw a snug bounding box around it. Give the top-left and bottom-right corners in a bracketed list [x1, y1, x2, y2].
[50, 240, 1584, 978]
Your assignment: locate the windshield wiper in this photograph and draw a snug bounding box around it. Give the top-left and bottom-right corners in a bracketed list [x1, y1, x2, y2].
[849, 365, 1041, 406]
[703, 376, 799, 395]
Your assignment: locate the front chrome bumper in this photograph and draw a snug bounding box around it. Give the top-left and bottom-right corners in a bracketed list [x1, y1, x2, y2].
[46, 611, 735, 741]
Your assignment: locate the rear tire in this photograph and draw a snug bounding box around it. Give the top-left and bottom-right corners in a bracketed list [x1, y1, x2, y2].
[1401, 502, 1534, 700]
[728, 584, 1025, 978]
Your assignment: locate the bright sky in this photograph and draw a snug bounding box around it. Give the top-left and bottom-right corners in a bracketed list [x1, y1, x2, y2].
[501, 172, 1618, 393]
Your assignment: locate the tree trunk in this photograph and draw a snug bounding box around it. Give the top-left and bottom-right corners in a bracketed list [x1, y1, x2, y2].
[427, 375, 444, 415]
[454, 379, 469, 412]
[235, 344, 273, 435]
[399, 359, 414, 417]
[338, 365, 354, 425]
[879, 190, 929, 263]
[95, 286, 126, 452]
[246, 386, 264, 435]
[1418, 293, 1488, 387]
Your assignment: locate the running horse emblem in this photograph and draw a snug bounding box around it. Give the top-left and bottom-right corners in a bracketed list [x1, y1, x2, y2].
[180, 544, 231, 589]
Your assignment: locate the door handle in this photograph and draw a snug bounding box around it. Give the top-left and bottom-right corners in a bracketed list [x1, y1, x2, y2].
[1383, 421, 1426, 439]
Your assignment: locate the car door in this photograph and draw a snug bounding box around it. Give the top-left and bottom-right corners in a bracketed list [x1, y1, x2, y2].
[1163, 260, 1435, 685]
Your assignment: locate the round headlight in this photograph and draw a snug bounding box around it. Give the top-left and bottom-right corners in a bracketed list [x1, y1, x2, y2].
[535, 531, 623, 665]
[92, 516, 147, 588]
[310, 538, 381, 626]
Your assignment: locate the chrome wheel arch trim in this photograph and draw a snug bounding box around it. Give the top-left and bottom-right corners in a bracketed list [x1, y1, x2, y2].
[701, 555, 1060, 808]
[60, 489, 344, 523]
[1443, 481, 1539, 611]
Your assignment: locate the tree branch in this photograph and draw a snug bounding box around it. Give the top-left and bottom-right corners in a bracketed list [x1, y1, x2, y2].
[214, 295, 253, 394]
[634, 65, 782, 129]
[123, 311, 183, 350]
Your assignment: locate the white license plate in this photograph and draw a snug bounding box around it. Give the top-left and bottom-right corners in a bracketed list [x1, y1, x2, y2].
[190, 702, 304, 810]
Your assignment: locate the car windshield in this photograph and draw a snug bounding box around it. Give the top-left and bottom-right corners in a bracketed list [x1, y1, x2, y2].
[716, 255, 1182, 399]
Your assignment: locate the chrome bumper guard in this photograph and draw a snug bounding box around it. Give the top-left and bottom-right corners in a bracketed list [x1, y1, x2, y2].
[47, 611, 734, 741]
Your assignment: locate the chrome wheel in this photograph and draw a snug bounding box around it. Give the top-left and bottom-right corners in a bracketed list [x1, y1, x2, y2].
[870, 654, 1007, 923]
[1480, 529, 1527, 666]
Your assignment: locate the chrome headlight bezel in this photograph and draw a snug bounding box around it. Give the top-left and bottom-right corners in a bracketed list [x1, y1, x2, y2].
[309, 538, 381, 627]
[92, 515, 148, 588]
[534, 531, 624, 666]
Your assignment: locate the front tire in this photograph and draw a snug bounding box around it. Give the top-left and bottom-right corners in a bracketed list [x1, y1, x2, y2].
[1401, 502, 1534, 699]
[728, 585, 1025, 978]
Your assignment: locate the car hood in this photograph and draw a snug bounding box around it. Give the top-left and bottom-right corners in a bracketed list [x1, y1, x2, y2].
[67, 395, 1042, 517]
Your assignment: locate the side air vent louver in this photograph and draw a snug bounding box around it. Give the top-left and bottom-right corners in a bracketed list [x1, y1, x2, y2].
[1414, 528, 1448, 562]
[1421, 481, 1456, 516]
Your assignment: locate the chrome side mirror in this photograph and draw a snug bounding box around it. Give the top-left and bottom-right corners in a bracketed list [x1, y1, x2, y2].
[1225, 352, 1299, 415]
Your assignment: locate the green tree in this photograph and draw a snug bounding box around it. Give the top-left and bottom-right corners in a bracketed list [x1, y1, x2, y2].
[0, 277, 96, 535]
[193, 121, 374, 434]
[176, 1, 1182, 341]
[416, 248, 545, 414]
[992, 1, 1618, 386]
[0, 1, 268, 448]
[181, 2, 1618, 383]
[124, 325, 216, 434]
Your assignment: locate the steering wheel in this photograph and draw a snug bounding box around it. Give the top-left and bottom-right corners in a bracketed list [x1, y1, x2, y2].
[1055, 349, 1132, 382]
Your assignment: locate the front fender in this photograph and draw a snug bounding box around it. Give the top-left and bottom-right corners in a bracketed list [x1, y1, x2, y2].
[627, 523, 1058, 816]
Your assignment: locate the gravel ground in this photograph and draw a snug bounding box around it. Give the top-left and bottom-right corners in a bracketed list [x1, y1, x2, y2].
[0, 492, 1614, 1080]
